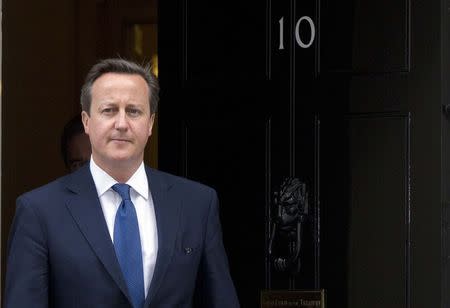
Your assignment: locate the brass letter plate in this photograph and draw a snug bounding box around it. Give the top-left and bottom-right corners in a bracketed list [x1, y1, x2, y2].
[261, 290, 325, 308]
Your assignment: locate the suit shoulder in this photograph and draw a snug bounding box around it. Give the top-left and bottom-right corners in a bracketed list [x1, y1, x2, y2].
[148, 168, 216, 196]
[18, 173, 71, 202]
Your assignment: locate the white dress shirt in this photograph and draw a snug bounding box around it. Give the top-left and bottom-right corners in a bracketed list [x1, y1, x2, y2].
[90, 158, 158, 297]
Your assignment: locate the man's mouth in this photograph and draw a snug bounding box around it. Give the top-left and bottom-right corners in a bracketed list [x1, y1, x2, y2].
[111, 138, 131, 143]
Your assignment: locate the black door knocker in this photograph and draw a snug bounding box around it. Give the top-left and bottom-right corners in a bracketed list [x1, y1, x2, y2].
[268, 178, 309, 274]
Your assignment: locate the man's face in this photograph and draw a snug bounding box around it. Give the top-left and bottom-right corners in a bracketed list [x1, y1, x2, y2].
[67, 132, 91, 172]
[81, 73, 154, 170]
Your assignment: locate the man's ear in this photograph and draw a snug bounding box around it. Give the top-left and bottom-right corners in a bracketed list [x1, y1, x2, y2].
[148, 113, 155, 137]
[81, 111, 90, 135]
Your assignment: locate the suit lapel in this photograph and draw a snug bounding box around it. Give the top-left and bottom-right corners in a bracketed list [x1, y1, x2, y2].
[145, 168, 181, 306]
[63, 165, 132, 305]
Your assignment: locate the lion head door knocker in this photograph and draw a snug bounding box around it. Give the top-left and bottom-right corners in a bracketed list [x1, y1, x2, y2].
[268, 178, 309, 274]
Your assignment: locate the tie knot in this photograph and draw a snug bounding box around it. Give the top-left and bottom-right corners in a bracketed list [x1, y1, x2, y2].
[112, 183, 131, 201]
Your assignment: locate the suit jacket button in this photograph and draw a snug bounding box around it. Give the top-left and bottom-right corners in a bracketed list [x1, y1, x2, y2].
[184, 247, 193, 254]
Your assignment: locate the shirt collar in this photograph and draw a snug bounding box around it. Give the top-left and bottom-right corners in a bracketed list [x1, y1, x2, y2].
[89, 156, 149, 200]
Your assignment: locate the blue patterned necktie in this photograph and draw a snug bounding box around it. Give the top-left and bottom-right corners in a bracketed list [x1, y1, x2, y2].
[112, 183, 145, 308]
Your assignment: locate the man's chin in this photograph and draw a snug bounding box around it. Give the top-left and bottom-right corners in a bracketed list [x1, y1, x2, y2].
[92, 151, 143, 167]
[109, 154, 134, 162]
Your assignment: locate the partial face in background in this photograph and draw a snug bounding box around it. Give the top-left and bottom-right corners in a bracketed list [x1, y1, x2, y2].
[67, 132, 91, 172]
[81, 73, 154, 170]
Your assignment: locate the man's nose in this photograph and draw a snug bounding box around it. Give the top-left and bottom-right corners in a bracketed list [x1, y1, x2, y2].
[114, 110, 129, 130]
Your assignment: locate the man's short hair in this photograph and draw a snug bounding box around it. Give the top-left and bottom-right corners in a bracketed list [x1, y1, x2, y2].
[61, 114, 85, 168]
[80, 58, 159, 114]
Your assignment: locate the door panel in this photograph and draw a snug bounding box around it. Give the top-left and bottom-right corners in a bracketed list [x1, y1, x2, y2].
[320, 0, 410, 73]
[348, 114, 410, 308]
[184, 1, 266, 82]
[350, 0, 410, 72]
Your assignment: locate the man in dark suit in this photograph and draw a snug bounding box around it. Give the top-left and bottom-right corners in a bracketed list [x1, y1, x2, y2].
[4, 58, 239, 308]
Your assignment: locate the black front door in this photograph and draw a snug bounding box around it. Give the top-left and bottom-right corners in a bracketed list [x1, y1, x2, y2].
[159, 1, 418, 307]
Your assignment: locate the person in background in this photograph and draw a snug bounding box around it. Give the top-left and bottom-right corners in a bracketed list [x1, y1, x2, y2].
[61, 114, 92, 172]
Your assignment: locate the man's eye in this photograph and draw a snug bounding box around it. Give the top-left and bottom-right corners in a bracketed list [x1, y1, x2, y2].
[127, 109, 141, 116]
[102, 108, 114, 114]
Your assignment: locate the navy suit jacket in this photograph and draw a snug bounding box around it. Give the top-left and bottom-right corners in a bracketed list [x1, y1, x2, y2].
[4, 164, 239, 308]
